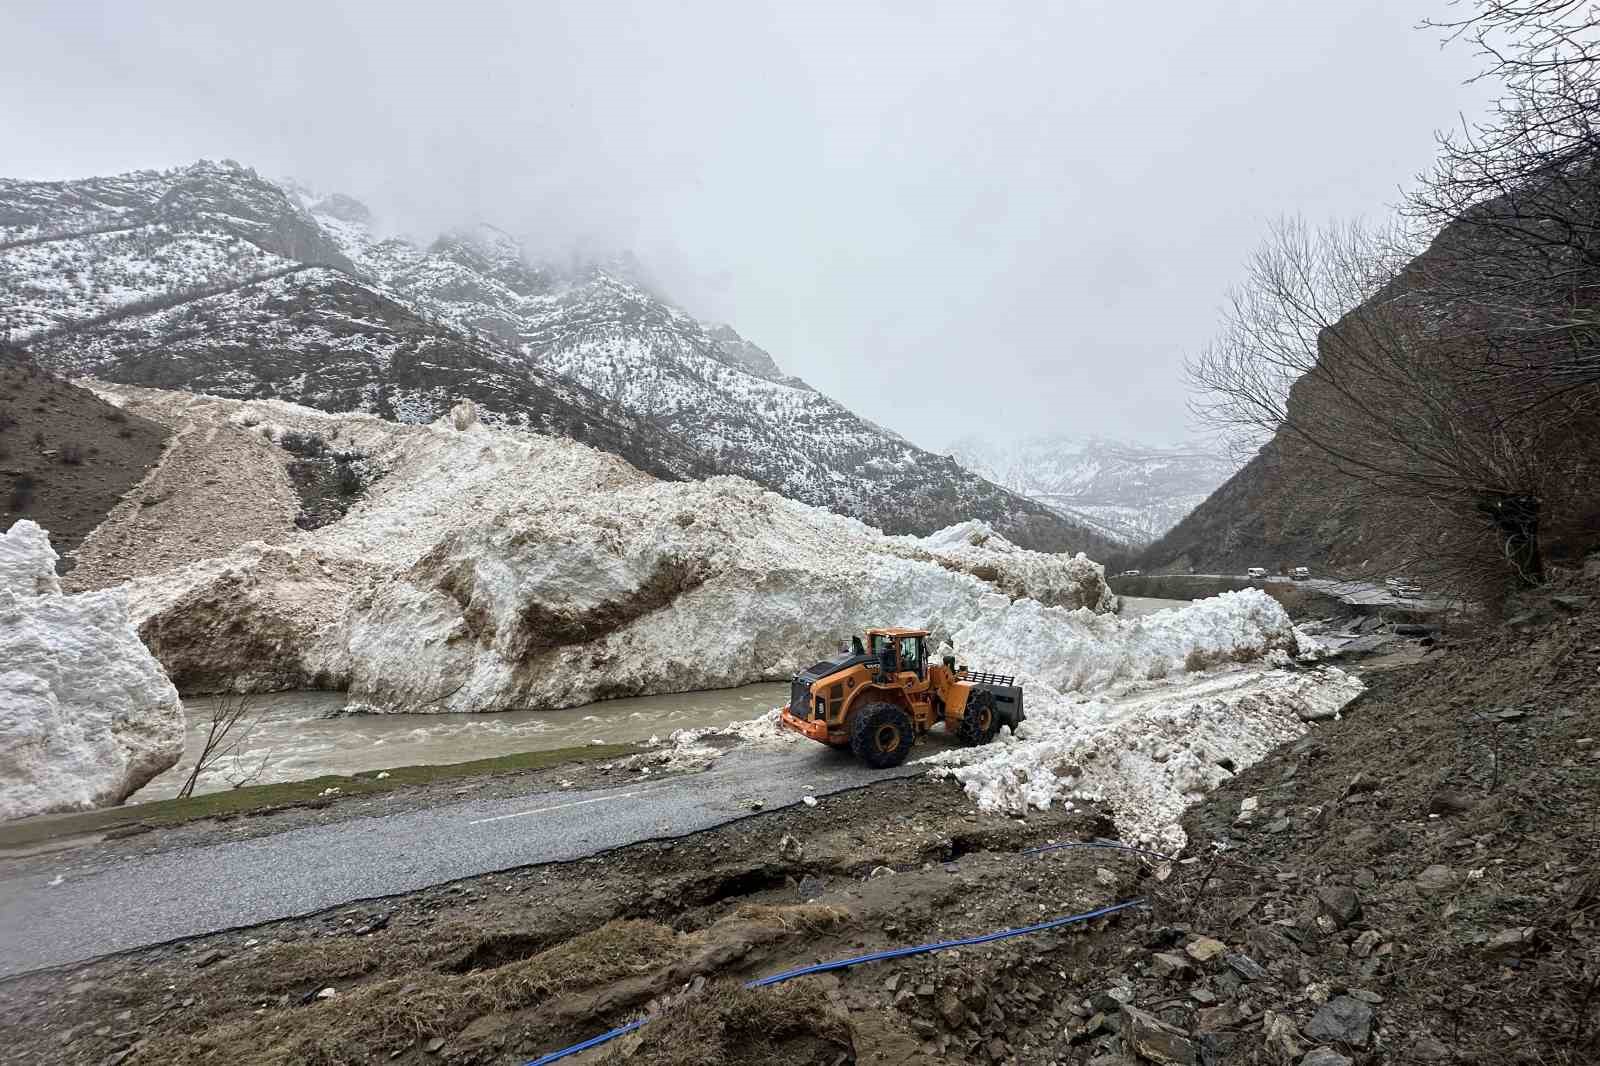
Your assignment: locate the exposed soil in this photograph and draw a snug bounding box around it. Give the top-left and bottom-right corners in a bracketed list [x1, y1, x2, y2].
[60, 385, 303, 592]
[0, 777, 1133, 1066]
[1031, 572, 1600, 1065]
[0, 348, 167, 568]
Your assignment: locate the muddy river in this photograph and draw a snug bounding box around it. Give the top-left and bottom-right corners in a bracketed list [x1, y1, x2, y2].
[135, 599, 1199, 803]
[133, 683, 788, 803]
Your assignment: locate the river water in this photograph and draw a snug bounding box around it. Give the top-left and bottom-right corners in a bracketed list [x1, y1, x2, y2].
[135, 599, 1197, 803]
[133, 682, 788, 803]
[1119, 595, 1193, 618]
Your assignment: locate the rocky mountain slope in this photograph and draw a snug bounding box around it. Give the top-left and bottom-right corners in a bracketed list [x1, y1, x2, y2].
[1, 160, 1114, 554]
[949, 434, 1235, 547]
[0, 345, 169, 568]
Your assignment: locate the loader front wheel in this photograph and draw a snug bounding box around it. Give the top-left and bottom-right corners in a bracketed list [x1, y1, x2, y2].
[850, 703, 915, 769]
[957, 691, 1001, 746]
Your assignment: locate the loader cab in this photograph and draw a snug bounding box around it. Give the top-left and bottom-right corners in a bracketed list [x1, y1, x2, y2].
[866, 628, 928, 679]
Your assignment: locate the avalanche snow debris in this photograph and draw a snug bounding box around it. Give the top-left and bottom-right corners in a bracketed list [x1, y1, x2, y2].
[0, 520, 186, 821]
[35, 387, 1362, 842]
[86, 390, 1127, 713]
[922, 662, 1365, 852]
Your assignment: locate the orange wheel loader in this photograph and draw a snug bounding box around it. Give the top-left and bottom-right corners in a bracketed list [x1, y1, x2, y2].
[779, 627, 1024, 768]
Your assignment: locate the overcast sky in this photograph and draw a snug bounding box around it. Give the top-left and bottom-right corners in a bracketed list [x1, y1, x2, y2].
[3, 0, 1496, 452]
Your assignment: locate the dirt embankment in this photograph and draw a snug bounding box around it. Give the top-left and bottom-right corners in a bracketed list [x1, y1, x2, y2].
[0, 779, 1136, 1066]
[1047, 571, 1600, 1065]
[0, 355, 168, 568]
[62, 386, 304, 593]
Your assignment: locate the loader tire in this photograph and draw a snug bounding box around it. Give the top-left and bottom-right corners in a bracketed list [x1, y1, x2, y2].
[957, 690, 1001, 746]
[850, 703, 915, 769]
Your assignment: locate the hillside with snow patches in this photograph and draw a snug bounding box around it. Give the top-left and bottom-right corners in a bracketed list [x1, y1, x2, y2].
[6, 387, 1361, 839]
[0, 159, 1117, 555]
[949, 433, 1237, 547]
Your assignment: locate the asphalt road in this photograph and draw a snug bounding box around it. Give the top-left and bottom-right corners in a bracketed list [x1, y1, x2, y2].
[1173, 572, 1456, 612]
[0, 747, 921, 979]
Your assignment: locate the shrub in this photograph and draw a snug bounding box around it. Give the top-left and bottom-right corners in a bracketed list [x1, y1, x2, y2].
[103, 406, 128, 423]
[59, 442, 84, 465]
[9, 474, 34, 511]
[0, 407, 15, 432]
[332, 460, 363, 496]
[278, 429, 328, 458]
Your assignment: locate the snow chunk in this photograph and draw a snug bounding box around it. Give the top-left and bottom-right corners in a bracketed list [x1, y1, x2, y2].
[923, 660, 1365, 852]
[0, 519, 62, 596]
[902, 520, 1117, 611]
[1, 521, 185, 820]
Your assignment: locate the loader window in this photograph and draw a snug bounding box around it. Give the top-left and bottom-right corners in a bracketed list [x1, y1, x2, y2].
[899, 636, 925, 677]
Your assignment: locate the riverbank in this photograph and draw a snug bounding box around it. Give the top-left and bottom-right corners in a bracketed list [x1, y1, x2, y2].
[133, 683, 788, 802]
[0, 742, 639, 855]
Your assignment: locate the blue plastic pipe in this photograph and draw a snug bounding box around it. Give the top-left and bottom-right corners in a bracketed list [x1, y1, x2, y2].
[520, 896, 1148, 1065]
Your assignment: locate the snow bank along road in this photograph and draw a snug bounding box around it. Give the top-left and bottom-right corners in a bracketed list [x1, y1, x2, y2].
[0, 747, 919, 978]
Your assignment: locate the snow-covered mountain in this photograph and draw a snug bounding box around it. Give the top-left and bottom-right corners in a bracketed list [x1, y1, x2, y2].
[949, 434, 1237, 547]
[0, 159, 1117, 555]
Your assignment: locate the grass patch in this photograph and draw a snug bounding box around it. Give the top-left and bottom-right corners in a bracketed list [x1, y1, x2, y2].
[130, 920, 689, 1066]
[729, 903, 851, 932]
[597, 980, 851, 1066]
[0, 743, 639, 851]
[468, 919, 684, 1014]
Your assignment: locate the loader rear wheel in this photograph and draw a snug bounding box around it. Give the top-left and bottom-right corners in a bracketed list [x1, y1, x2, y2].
[957, 691, 1001, 746]
[850, 703, 915, 769]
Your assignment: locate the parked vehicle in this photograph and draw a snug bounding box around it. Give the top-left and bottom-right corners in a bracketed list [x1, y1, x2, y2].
[1291, 566, 1311, 580]
[1119, 569, 1142, 577]
[1246, 567, 1268, 579]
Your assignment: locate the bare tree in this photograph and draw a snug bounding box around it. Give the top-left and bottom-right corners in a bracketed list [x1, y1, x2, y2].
[1185, 1, 1600, 599]
[1412, 2, 1600, 418]
[176, 693, 265, 799]
[1187, 215, 1595, 597]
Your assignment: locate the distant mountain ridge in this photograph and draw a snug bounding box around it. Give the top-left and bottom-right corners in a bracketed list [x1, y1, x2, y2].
[948, 434, 1236, 547]
[0, 158, 1119, 556]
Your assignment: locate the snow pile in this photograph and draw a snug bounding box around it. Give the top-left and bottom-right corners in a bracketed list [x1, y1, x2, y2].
[893, 520, 1118, 611]
[923, 662, 1365, 852]
[92, 392, 1118, 713]
[941, 588, 1295, 695]
[0, 519, 62, 596]
[338, 473, 1121, 713]
[0, 521, 186, 821]
[79, 392, 1305, 736]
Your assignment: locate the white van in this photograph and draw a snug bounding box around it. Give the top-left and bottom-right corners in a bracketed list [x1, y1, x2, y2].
[1246, 567, 1268, 579]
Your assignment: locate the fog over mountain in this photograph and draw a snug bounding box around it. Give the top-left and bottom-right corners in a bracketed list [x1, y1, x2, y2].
[2, 0, 1493, 454]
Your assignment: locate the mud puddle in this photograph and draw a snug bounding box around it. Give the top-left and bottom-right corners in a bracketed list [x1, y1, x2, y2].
[134, 683, 787, 802]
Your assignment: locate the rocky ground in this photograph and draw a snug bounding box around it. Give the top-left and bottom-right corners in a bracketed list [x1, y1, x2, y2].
[0, 352, 168, 571]
[1043, 573, 1600, 1066]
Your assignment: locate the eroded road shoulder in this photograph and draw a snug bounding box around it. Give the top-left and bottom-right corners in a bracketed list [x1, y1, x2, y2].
[0, 746, 922, 978]
[0, 775, 1126, 1066]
